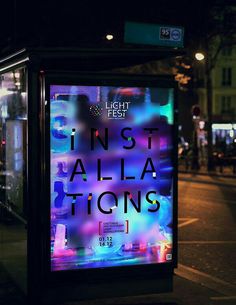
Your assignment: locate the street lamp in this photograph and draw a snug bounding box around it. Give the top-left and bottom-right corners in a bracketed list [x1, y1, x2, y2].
[191, 105, 201, 170]
[106, 34, 114, 41]
[195, 52, 205, 61]
[194, 48, 214, 171]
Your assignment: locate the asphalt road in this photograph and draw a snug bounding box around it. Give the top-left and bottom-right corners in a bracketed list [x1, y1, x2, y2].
[176, 174, 236, 304]
[178, 174, 236, 281]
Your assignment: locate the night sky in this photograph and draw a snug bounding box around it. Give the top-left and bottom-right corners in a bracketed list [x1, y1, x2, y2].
[0, 0, 234, 53]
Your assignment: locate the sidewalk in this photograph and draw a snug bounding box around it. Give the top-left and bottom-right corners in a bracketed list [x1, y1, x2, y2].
[178, 171, 236, 188]
[62, 274, 235, 305]
[0, 264, 235, 305]
[178, 163, 236, 179]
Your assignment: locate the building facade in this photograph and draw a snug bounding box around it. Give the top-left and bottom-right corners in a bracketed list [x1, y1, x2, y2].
[196, 45, 236, 151]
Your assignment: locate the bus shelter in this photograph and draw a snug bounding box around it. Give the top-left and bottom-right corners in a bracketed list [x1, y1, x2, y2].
[0, 47, 179, 304]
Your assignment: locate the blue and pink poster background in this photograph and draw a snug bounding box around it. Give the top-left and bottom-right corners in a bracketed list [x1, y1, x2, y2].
[50, 85, 174, 271]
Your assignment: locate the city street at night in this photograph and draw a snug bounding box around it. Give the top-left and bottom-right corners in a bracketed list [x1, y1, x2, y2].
[0, 1, 235, 305]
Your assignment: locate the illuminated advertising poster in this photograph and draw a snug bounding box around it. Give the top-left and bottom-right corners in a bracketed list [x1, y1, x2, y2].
[50, 85, 174, 271]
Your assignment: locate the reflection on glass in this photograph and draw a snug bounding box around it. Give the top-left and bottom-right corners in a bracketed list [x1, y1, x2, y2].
[0, 68, 27, 292]
[0, 69, 27, 216]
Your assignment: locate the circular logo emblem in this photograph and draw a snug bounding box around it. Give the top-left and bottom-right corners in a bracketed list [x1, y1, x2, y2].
[171, 29, 181, 41]
[89, 104, 103, 117]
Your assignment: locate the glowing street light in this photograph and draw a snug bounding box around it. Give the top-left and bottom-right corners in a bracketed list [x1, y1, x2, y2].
[106, 34, 114, 41]
[195, 52, 205, 61]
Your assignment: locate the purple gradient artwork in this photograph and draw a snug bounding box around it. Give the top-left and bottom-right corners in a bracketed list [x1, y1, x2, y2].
[50, 85, 174, 271]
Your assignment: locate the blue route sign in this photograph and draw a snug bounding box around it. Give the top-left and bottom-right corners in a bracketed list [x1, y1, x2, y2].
[124, 22, 184, 48]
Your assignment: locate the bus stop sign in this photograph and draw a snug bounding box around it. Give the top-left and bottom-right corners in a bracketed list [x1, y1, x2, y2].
[124, 21, 184, 48]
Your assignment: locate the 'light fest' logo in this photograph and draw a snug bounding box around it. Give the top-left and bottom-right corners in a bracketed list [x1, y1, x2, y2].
[89, 101, 131, 119]
[105, 101, 131, 119]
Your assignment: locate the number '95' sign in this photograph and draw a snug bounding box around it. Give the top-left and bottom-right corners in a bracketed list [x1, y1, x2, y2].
[160, 27, 182, 42]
